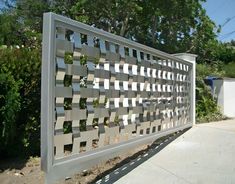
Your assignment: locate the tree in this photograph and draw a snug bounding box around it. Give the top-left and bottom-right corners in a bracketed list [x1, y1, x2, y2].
[16, 0, 49, 32]
[1, 0, 219, 58]
[70, 0, 142, 37]
[0, 11, 23, 46]
[0, 0, 49, 47]
[69, 0, 219, 58]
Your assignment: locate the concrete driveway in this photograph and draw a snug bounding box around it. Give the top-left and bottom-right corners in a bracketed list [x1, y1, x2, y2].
[114, 119, 235, 184]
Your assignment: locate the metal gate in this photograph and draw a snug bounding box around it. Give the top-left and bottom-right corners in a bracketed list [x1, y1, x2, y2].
[41, 12, 195, 183]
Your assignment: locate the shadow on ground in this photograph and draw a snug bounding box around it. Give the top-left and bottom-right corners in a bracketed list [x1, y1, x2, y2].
[0, 158, 29, 172]
[90, 128, 190, 184]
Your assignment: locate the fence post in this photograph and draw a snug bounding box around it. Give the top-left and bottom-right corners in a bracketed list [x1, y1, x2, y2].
[173, 53, 197, 125]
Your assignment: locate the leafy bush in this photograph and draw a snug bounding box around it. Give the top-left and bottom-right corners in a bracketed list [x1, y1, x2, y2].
[196, 63, 225, 123]
[223, 62, 235, 78]
[196, 60, 235, 122]
[0, 47, 41, 157]
[0, 73, 21, 154]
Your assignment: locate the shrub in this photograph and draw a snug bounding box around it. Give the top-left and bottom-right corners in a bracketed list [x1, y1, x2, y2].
[0, 73, 21, 155]
[0, 47, 41, 157]
[196, 63, 225, 123]
[223, 62, 235, 78]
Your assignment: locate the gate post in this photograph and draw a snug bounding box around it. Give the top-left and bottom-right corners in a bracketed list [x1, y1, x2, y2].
[173, 53, 197, 125]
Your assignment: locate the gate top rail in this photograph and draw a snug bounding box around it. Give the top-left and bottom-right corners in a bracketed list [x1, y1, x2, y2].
[46, 13, 193, 65]
[41, 12, 195, 183]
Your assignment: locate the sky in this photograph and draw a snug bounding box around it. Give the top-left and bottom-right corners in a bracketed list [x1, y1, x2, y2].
[0, 0, 235, 42]
[203, 0, 235, 42]
[0, 1, 4, 8]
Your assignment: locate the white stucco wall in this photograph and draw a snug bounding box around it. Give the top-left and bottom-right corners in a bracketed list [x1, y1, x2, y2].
[213, 79, 224, 114]
[213, 79, 235, 117]
[223, 79, 235, 117]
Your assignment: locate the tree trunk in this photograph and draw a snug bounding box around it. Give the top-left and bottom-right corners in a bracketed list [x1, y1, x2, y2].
[151, 15, 157, 45]
[120, 16, 129, 37]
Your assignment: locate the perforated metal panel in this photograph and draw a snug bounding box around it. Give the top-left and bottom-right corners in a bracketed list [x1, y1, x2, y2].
[41, 13, 195, 183]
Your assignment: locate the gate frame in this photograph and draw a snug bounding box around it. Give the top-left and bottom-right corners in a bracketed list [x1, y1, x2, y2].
[41, 12, 195, 183]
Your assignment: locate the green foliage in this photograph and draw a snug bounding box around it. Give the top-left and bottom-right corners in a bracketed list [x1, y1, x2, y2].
[0, 11, 42, 48]
[69, 0, 217, 55]
[223, 62, 235, 78]
[2, 0, 217, 57]
[215, 44, 235, 64]
[0, 48, 41, 157]
[16, 0, 49, 32]
[64, 52, 73, 64]
[196, 81, 224, 123]
[190, 9, 219, 62]
[196, 63, 225, 123]
[1, 0, 224, 63]
[0, 13, 22, 46]
[80, 55, 87, 66]
[196, 61, 225, 78]
[203, 42, 235, 64]
[70, 0, 142, 36]
[63, 121, 72, 134]
[0, 0, 49, 48]
[135, 0, 213, 54]
[93, 99, 99, 108]
[0, 73, 21, 154]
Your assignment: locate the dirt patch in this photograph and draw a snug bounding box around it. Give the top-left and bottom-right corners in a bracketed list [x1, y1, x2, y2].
[0, 131, 183, 184]
[61, 145, 150, 184]
[0, 145, 148, 184]
[0, 157, 43, 184]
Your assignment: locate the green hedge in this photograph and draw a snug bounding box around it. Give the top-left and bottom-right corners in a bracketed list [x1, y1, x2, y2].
[0, 47, 41, 157]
